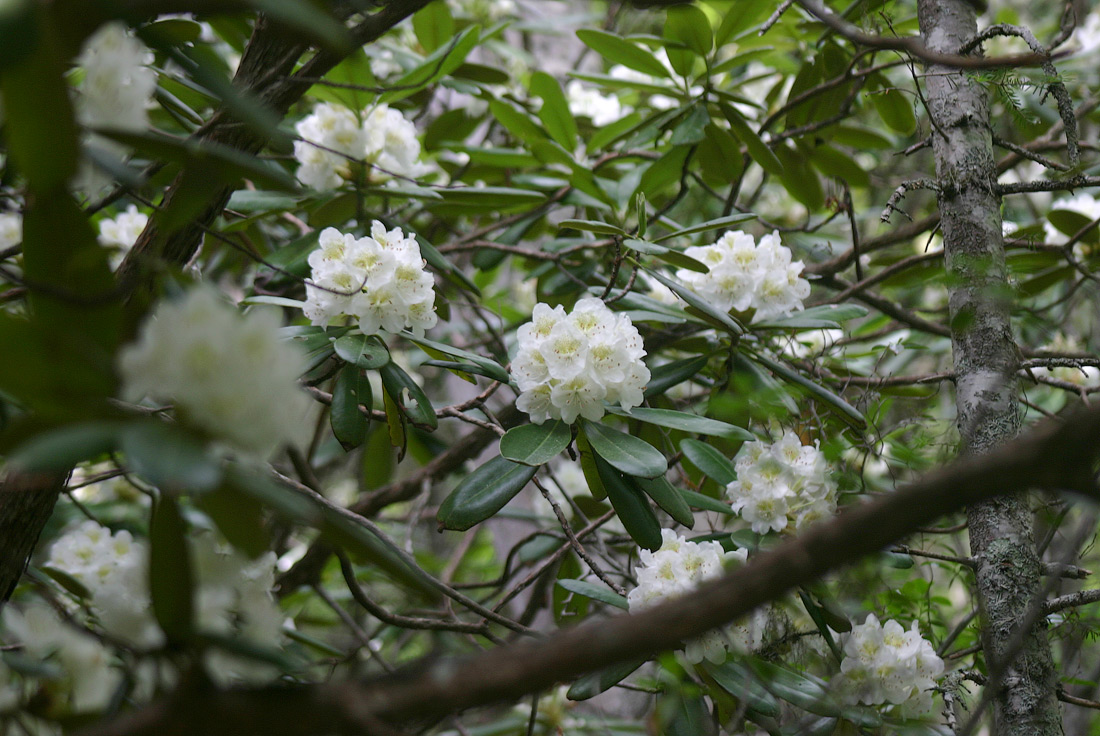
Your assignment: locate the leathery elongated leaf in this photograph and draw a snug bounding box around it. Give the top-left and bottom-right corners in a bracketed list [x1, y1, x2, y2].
[583, 420, 667, 479]
[437, 456, 538, 530]
[499, 420, 571, 466]
[595, 455, 662, 551]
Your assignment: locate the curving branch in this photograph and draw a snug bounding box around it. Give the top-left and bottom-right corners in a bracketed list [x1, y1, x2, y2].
[75, 402, 1100, 736]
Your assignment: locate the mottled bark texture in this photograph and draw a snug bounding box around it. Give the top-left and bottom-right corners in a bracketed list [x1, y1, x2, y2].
[917, 1, 1061, 734]
[0, 472, 64, 604]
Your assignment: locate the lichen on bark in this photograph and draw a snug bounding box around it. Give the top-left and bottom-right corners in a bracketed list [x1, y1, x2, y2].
[916, 0, 1062, 733]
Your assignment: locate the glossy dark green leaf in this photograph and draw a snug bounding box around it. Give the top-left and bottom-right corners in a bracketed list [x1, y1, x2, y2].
[680, 439, 737, 485]
[379, 362, 438, 430]
[500, 421, 571, 466]
[596, 455, 662, 550]
[437, 456, 538, 530]
[489, 98, 549, 146]
[8, 422, 120, 473]
[775, 144, 825, 211]
[120, 421, 222, 494]
[402, 334, 508, 383]
[665, 691, 718, 736]
[576, 29, 670, 77]
[746, 658, 840, 717]
[567, 657, 648, 700]
[750, 353, 866, 429]
[645, 268, 744, 336]
[583, 420, 667, 479]
[530, 71, 578, 149]
[331, 365, 371, 450]
[632, 474, 694, 528]
[703, 660, 780, 717]
[605, 406, 754, 440]
[334, 334, 391, 370]
[644, 355, 710, 398]
[679, 488, 735, 515]
[575, 427, 607, 501]
[556, 579, 629, 610]
[149, 497, 194, 643]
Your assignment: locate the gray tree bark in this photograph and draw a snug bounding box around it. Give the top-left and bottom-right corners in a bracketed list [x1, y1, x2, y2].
[916, 1, 1062, 734]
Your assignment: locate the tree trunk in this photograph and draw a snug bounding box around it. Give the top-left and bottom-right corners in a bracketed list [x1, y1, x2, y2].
[916, 1, 1062, 733]
[0, 472, 64, 605]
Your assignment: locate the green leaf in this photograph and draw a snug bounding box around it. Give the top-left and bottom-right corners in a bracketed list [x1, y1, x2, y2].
[120, 421, 222, 494]
[379, 362, 438, 430]
[645, 355, 710, 398]
[381, 25, 480, 103]
[226, 190, 301, 214]
[331, 365, 371, 450]
[644, 267, 744, 336]
[196, 483, 270, 559]
[754, 304, 868, 330]
[489, 98, 549, 146]
[567, 657, 648, 700]
[679, 488, 735, 515]
[680, 439, 737, 485]
[665, 4, 713, 55]
[402, 333, 510, 383]
[412, 1, 455, 52]
[775, 144, 825, 211]
[149, 497, 194, 643]
[437, 456, 538, 530]
[1049, 208, 1100, 244]
[719, 102, 783, 177]
[750, 353, 866, 429]
[653, 213, 758, 243]
[575, 427, 607, 501]
[559, 219, 627, 236]
[703, 660, 780, 717]
[746, 658, 840, 717]
[583, 420, 667, 479]
[240, 295, 306, 309]
[500, 421, 571, 466]
[334, 334, 391, 370]
[1, 24, 78, 192]
[530, 71, 578, 150]
[809, 144, 870, 189]
[605, 406, 754, 440]
[595, 455, 663, 551]
[8, 422, 121, 473]
[669, 103, 709, 146]
[556, 579, 630, 610]
[633, 475, 694, 528]
[871, 87, 917, 135]
[576, 29, 671, 78]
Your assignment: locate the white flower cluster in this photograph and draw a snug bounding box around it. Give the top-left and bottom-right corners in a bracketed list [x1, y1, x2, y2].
[836, 614, 944, 712]
[628, 529, 755, 664]
[511, 298, 650, 424]
[43, 521, 284, 682]
[0, 211, 20, 249]
[302, 222, 438, 336]
[726, 430, 837, 534]
[676, 230, 811, 323]
[98, 204, 148, 250]
[294, 102, 429, 189]
[2, 603, 119, 712]
[565, 80, 627, 126]
[75, 22, 156, 132]
[118, 287, 311, 456]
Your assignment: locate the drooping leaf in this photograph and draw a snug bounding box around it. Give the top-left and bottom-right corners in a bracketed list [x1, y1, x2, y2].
[644, 355, 710, 398]
[576, 29, 671, 78]
[750, 353, 866, 429]
[595, 455, 663, 550]
[680, 439, 737, 485]
[330, 365, 371, 450]
[149, 497, 195, 643]
[583, 420, 667, 479]
[632, 474, 695, 528]
[379, 362, 439, 430]
[437, 456, 538, 530]
[644, 268, 744, 336]
[679, 488, 735, 515]
[567, 657, 648, 700]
